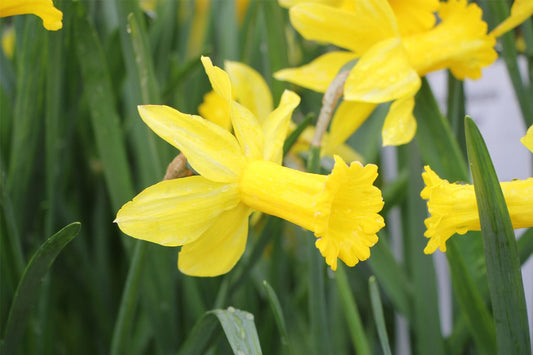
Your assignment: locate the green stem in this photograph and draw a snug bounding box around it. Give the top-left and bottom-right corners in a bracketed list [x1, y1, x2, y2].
[110, 241, 147, 355]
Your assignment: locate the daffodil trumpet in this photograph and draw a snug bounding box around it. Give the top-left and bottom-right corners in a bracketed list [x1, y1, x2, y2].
[115, 56, 385, 276]
[421, 166, 533, 254]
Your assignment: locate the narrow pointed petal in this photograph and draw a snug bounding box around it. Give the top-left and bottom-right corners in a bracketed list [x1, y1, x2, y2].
[178, 204, 251, 276]
[521, 125, 533, 153]
[0, 0, 63, 30]
[382, 97, 417, 146]
[344, 38, 421, 102]
[491, 0, 533, 38]
[230, 101, 264, 160]
[138, 105, 245, 182]
[225, 61, 273, 121]
[201, 56, 232, 102]
[326, 100, 377, 149]
[115, 176, 240, 246]
[262, 90, 301, 164]
[274, 51, 357, 93]
[289, 2, 397, 55]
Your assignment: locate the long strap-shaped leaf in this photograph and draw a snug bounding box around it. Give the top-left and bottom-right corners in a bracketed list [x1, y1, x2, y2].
[465, 116, 531, 354]
[1, 222, 81, 354]
[177, 308, 262, 355]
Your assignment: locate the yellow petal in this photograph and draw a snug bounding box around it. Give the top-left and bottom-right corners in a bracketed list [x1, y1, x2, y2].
[225, 61, 273, 121]
[230, 101, 264, 160]
[491, 0, 533, 38]
[521, 124, 533, 153]
[326, 100, 377, 149]
[201, 56, 232, 102]
[198, 91, 232, 131]
[138, 105, 246, 183]
[381, 97, 417, 146]
[289, 1, 397, 55]
[262, 90, 301, 164]
[0, 0, 63, 31]
[389, 0, 439, 36]
[178, 203, 251, 276]
[115, 176, 240, 246]
[344, 38, 421, 102]
[403, 0, 497, 80]
[274, 51, 357, 93]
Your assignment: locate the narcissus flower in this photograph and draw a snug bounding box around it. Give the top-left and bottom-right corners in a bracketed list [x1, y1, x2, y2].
[199, 60, 362, 163]
[0, 0, 62, 31]
[115, 57, 385, 276]
[276, 0, 532, 146]
[421, 166, 533, 254]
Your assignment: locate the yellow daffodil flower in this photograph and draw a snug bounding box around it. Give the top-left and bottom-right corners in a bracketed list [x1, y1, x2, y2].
[0, 0, 62, 31]
[276, 0, 532, 146]
[198, 60, 362, 163]
[420, 166, 533, 254]
[521, 124, 533, 153]
[115, 57, 385, 276]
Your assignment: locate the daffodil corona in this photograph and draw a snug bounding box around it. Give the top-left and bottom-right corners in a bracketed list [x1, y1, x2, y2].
[421, 166, 533, 254]
[0, 0, 62, 31]
[115, 57, 385, 276]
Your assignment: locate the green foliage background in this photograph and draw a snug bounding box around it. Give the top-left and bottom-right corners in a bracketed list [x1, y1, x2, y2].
[0, 0, 532, 354]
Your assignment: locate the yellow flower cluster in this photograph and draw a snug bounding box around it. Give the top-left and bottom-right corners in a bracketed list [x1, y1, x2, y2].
[276, 0, 532, 146]
[115, 57, 385, 276]
[115, 0, 533, 277]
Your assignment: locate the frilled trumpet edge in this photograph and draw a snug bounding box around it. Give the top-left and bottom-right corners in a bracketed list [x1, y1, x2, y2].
[240, 155, 385, 270]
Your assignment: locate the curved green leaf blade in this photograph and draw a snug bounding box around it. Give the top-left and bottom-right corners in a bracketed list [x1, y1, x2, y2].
[2, 222, 81, 354]
[262, 280, 291, 353]
[465, 116, 531, 354]
[335, 265, 370, 355]
[178, 307, 262, 355]
[369, 276, 392, 355]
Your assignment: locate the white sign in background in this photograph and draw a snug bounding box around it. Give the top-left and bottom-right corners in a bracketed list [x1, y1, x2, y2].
[427, 58, 532, 342]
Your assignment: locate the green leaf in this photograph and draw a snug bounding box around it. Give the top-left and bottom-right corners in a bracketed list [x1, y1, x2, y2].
[260, 1, 289, 102]
[415, 80, 495, 351]
[1, 222, 81, 354]
[399, 143, 445, 355]
[368, 233, 411, 318]
[7, 17, 46, 227]
[369, 276, 392, 355]
[110, 242, 147, 355]
[283, 113, 314, 156]
[73, 3, 135, 212]
[262, 281, 291, 353]
[446, 241, 497, 354]
[518, 228, 533, 265]
[178, 308, 263, 355]
[335, 265, 371, 355]
[465, 116, 531, 354]
[415, 78, 469, 182]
